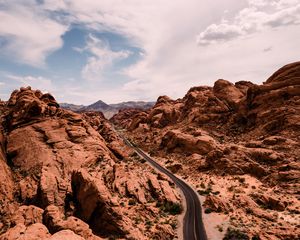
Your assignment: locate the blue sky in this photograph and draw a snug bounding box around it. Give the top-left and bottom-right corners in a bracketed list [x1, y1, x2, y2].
[0, 0, 299, 104]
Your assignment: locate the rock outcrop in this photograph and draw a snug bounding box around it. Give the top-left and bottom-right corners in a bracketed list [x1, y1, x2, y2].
[161, 130, 218, 155]
[0, 87, 182, 239]
[112, 62, 300, 240]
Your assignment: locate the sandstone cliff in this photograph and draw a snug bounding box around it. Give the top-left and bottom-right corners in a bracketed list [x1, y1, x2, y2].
[0, 87, 181, 239]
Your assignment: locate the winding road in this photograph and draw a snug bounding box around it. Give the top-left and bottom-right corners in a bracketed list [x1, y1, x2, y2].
[120, 136, 208, 240]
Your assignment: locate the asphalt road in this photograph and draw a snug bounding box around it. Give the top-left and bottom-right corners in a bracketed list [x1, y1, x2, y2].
[121, 137, 208, 240]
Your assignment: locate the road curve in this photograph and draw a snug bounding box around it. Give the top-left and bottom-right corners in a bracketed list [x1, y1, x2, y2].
[121, 137, 208, 240]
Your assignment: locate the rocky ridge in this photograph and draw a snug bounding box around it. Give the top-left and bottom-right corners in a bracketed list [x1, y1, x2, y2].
[61, 100, 155, 119]
[111, 62, 300, 239]
[0, 87, 181, 239]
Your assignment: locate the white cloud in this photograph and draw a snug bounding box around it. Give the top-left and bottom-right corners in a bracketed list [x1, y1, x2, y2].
[80, 34, 131, 81]
[0, 1, 68, 66]
[0, 0, 299, 104]
[197, 0, 300, 45]
[6, 74, 53, 92]
[197, 21, 245, 45]
[56, 0, 300, 102]
[248, 0, 273, 7]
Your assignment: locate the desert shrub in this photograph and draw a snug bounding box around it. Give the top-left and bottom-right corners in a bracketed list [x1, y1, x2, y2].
[212, 191, 220, 195]
[223, 227, 249, 240]
[130, 152, 138, 158]
[197, 189, 211, 196]
[252, 234, 260, 240]
[128, 199, 136, 205]
[170, 220, 177, 229]
[204, 208, 212, 214]
[238, 177, 246, 183]
[216, 225, 223, 232]
[145, 219, 153, 229]
[157, 201, 183, 215]
[134, 216, 142, 224]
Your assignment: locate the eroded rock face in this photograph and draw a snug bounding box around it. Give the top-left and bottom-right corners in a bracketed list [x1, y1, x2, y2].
[71, 165, 180, 238]
[266, 61, 300, 83]
[11, 205, 44, 227]
[0, 130, 15, 233]
[111, 62, 300, 240]
[0, 87, 182, 239]
[43, 205, 100, 240]
[5, 87, 60, 130]
[112, 62, 300, 184]
[71, 169, 123, 236]
[203, 195, 230, 213]
[161, 130, 218, 155]
[110, 108, 143, 129]
[48, 230, 85, 240]
[0, 223, 50, 240]
[213, 79, 244, 108]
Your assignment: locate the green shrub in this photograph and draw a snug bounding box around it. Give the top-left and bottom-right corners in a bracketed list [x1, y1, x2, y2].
[223, 227, 249, 240]
[252, 235, 260, 240]
[128, 199, 136, 205]
[140, 158, 146, 163]
[216, 225, 223, 232]
[134, 216, 142, 224]
[145, 219, 153, 229]
[212, 191, 220, 195]
[204, 208, 212, 214]
[197, 189, 211, 196]
[238, 177, 246, 184]
[170, 221, 177, 229]
[157, 201, 183, 215]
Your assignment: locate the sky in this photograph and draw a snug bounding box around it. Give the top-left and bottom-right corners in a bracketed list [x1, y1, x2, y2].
[0, 0, 299, 104]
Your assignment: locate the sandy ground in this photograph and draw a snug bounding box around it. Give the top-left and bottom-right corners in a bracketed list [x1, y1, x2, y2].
[175, 187, 186, 240]
[199, 195, 228, 240]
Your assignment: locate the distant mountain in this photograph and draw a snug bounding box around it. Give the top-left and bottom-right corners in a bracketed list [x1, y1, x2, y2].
[60, 103, 85, 111]
[60, 100, 155, 119]
[84, 100, 111, 111]
[110, 101, 155, 110]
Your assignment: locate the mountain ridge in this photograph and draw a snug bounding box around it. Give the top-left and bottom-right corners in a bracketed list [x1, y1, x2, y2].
[60, 100, 155, 119]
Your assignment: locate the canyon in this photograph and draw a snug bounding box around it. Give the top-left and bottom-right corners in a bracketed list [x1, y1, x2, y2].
[0, 61, 299, 240]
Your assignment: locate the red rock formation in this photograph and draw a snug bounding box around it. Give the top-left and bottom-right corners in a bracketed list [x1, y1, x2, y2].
[161, 130, 218, 155]
[213, 79, 244, 109]
[112, 62, 300, 239]
[203, 195, 230, 213]
[0, 87, 182, 239]
[110, 108, 143, 129]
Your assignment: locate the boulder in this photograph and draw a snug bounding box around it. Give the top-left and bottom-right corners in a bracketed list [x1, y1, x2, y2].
[203, 195, 230, 213]
[266, 61, 300, 84]
[213, 79, 244, 108]
[43, 205, 101, 240]
[0, 223, 50, 240]
[246, 148, 283, 164]
[166, 163, 183, 173]
[48, 230, 84, 240]
[11, 205, 44, 226]
[71, 169, 124, 236]
[161, 130, 217, 155]
[250, 194, 286, 211]
[234, 195, 276, 221]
